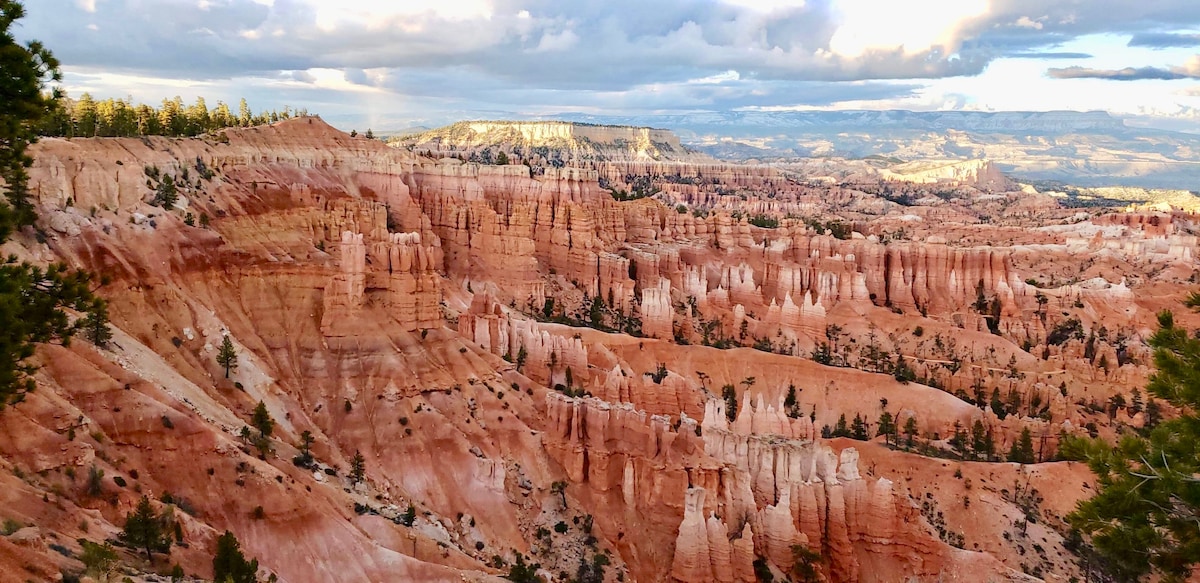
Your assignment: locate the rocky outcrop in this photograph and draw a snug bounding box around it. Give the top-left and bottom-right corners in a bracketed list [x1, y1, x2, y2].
[401, 121, 708, 164]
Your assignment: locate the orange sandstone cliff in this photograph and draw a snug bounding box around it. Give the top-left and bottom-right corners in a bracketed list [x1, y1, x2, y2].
[0, 117, 1195, 582]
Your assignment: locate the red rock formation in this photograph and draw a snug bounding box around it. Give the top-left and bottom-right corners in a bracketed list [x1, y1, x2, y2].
[8, 117, 1185, 582]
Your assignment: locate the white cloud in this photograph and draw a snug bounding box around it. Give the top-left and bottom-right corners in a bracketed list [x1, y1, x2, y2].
[533, 29, 578, 52]
[1014, 16, 1043, 30]
[720, 0, 806, 13]
[828, 0, 988, 57]
[18, 0, 1200, 126]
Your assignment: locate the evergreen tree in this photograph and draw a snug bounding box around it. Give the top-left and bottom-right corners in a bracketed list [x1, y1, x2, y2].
[78, 539, 118, 579]
[251, 401, 273, 438]
[1144, 397, 1162, 430]
[212, 530, 259, 583]
[399, 504, 416, 527]
[990, 387, 1006, 419]
[504, 552, 541, 583]
[1069, 308, 1200, 581]
[153, 174, 178, 207]
[876, 411, 896, 445]
[791, 544, 821, 583]
[515, 345, 528, 372]
[903, 416, 919, 447]
[121, 495, 171, 562]
[81, 297, 112, 347]
[722, 384, 738, 422]
[296, 430, 315, 466]
[0, 1, 105, 410]
[948, 420, 966, 455]
[1008, 427, 1036, 464]
[1129, 388, 1144, 415]
[495, 151, 509, 165]
[970, 420, 993, 460]
[551, 480, 568, 508]
[850, 413, 868, 440]
[350, 450, 366, 485]
[784, 383, 801, 418]
[0, 0, 57, 237]
[217, 335, 238, 378]
[364, 128, 374, 140]
[238, 98, 252, 127]
[833, 413, 849, 438]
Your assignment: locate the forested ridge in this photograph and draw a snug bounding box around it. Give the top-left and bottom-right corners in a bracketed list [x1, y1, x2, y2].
[38, 93, 310, 138]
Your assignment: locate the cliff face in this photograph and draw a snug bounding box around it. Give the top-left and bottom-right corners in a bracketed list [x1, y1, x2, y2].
[6, 117, 1192, 582]
[401, 121, 707, 163]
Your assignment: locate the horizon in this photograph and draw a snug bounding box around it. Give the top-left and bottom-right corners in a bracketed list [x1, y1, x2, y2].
[15, 1, 1200, 133]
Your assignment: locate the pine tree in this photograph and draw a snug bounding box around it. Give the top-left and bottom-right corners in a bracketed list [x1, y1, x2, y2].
[121, 495, 171, 562]
[970, 420, 993, 460]
[876, 411, 896, 445]
[850, 413, 868, 440]
[784, 384, 800, 418]
[722, 384, 738, 422]
[0, 2, 104, 409]
[903, 416, 918, 447]
[1129, 388, 1144, 415]
[217, 335, 238, 378]
[296, 430, 314, 466]
[948, 421, 966, 455]
[515, 345, 528, 372]
[399, 504, 416, 527]
[833, 413, 849, 438]
[350, 450, 366, 485]
[78, 539, 118, 579]
[505, 552, 541, 583]
[153, 174, 178, 207]
[81, 298, 112, 347]
[1144, 397, 1162, 429]
[212, 530, 259, 583]
[1008, 427, 1036, 464]
[251, 401, 273, 438]
[238, 98, 251, 127]
[1069, 308, 1200, 580]
[791, 544, 821, 583]
[990, 388, 1006, 419]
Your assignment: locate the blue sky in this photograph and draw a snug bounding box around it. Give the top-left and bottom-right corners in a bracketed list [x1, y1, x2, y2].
[16, 0, 1200, 131]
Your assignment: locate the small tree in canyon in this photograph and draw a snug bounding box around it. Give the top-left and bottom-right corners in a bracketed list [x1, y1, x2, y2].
[217, 334, 238, 378]
[350, 450, 366, 485]
[120, 496, 172, 563]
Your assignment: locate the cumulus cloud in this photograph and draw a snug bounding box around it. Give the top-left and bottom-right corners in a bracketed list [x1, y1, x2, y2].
[29, 0, 1198, 86]
[15, 0, 1200, 122]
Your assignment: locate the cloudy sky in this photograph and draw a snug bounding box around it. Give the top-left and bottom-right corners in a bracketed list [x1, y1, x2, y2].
[15, 0, 1200, 131]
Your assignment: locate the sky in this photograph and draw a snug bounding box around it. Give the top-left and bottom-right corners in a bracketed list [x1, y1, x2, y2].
[14, 0, 1200, 131]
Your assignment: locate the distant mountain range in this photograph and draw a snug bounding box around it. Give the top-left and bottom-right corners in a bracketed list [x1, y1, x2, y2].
[549, 110, 1200, 190]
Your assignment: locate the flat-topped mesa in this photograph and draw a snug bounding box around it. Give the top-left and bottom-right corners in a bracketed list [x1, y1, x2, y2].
[880, 159, 1014, 192]
[400, 120, 707, 164]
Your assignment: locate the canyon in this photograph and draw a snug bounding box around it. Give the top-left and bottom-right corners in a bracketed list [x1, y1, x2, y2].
[1, 118, 1196, 583]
